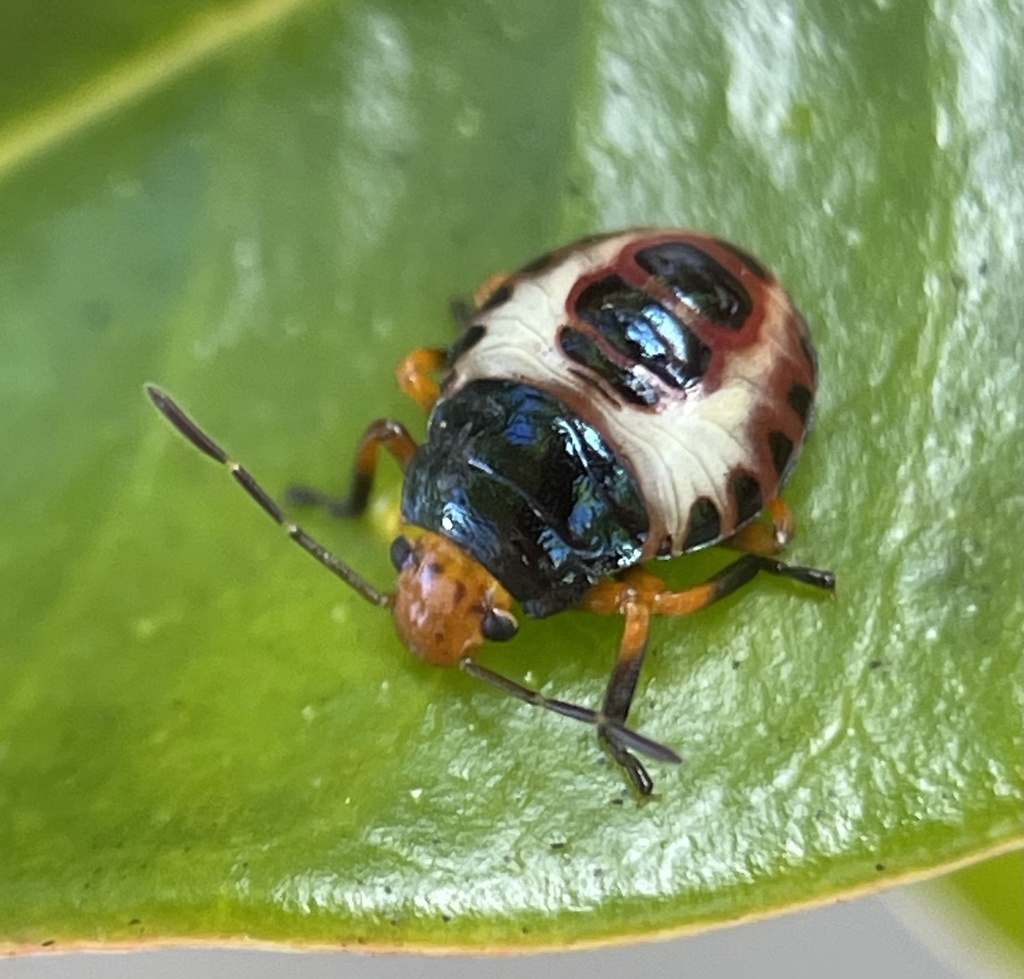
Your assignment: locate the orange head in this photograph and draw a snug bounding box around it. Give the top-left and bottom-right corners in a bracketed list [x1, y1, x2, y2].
[389, 531, 519, 666]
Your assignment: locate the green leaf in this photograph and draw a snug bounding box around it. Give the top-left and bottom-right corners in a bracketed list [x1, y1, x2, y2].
[1, 0, 1021, 953]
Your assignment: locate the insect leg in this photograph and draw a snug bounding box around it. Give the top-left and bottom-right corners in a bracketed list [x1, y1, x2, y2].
[588, 554, 834, 625]
[597, 600, 664, 795]
[580, 551, 836, 793]
[653, 552, 838, 604]
[725, 497, 797, 556]
[459, 658, 681, 782]
[146, 386, 390, 608]
[287, 417, 417, 517]
[467, 571, 682, 797]
[582, 569, 682, 794]
[395, 347, 447, 413]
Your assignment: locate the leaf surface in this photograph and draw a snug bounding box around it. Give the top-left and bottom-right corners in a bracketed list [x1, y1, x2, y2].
[0, 0, 1021, 952]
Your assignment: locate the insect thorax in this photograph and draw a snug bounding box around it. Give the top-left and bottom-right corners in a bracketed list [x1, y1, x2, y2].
[401, 379, 649, 618]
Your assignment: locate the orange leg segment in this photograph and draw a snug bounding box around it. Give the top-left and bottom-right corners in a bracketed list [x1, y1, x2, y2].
[396, 347, 448, 413]
[727, 497, 796, 556]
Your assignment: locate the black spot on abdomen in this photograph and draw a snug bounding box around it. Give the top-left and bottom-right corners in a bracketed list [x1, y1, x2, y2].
[446, 324, 486, 368]
[730, 472, 763, 525]
[769, 430, 795, 476]
[787, 383, 813, 423]
[559, 326, 661, 407]
[478, 283, 512, 312]
[572, 275, 711, 393]
[634, 241, 752, 329]
[681, 497, 722, 551]
[518, 250, 556, 274]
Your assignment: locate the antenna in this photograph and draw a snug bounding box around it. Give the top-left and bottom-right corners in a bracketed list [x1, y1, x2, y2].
[146, 385, 391, 609]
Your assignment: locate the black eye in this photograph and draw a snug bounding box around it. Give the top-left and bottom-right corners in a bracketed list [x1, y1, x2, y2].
[389, 536, 413, 571]
[482, 608, 519, 642]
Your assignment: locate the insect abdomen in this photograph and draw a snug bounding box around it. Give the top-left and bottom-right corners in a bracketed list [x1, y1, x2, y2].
[444, 229, 818, 561]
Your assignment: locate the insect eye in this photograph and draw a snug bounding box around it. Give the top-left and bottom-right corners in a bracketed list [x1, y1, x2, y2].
[481, 608, 519, 642]
[389, 536, 414, 571]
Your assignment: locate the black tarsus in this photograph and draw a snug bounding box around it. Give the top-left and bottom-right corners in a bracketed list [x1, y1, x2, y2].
[460, 658, 681, 796]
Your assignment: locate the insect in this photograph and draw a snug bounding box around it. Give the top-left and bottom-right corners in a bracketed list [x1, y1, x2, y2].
[147, 228, 835, 796]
